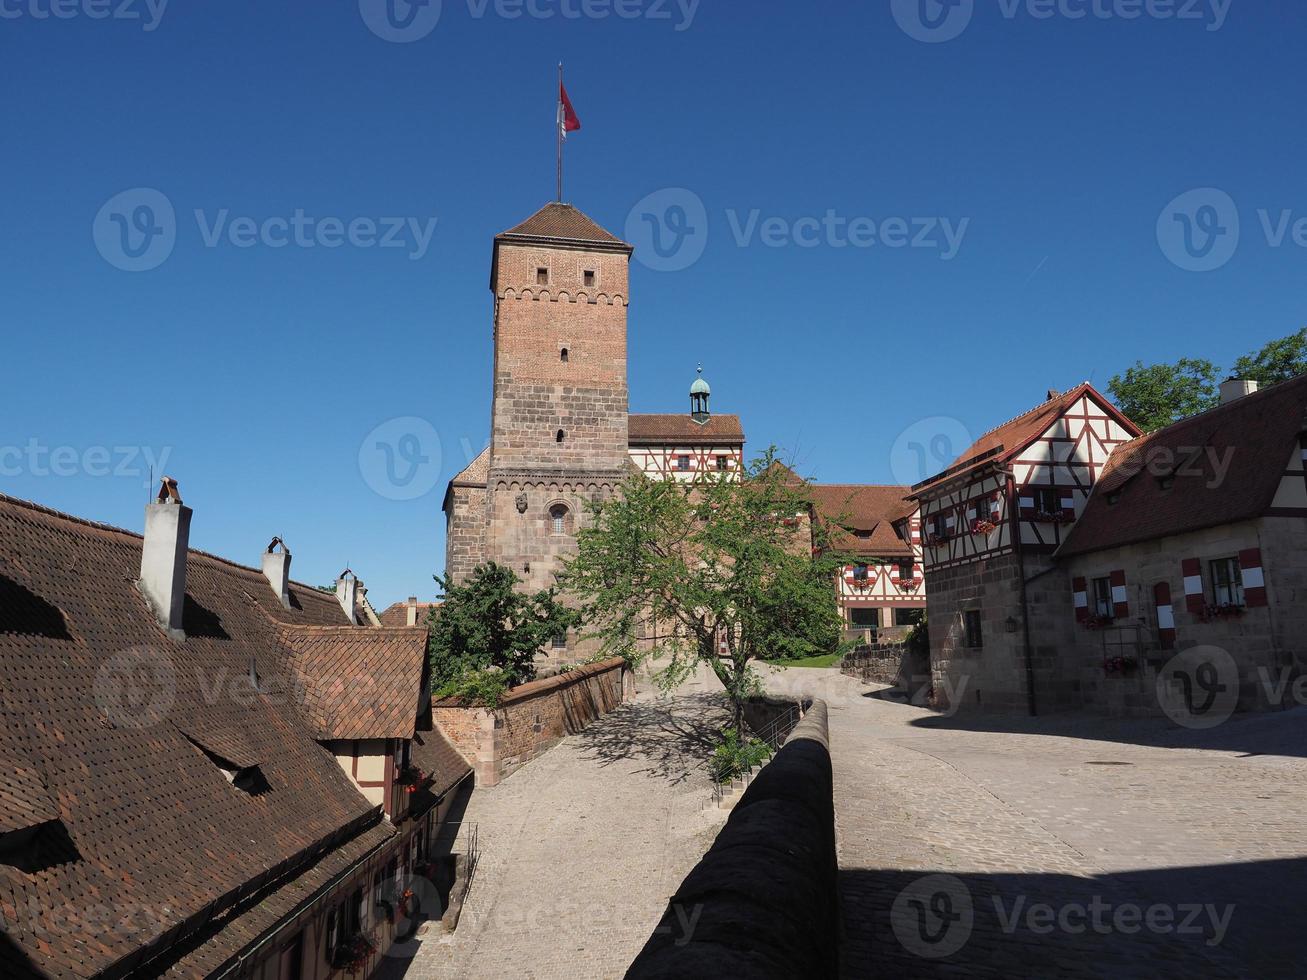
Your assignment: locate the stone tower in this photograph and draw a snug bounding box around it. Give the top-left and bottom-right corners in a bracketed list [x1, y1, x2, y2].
[474, 203, 634, 646]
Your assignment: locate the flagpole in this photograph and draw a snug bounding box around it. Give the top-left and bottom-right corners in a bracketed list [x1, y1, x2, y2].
[556, 62, 564, 202]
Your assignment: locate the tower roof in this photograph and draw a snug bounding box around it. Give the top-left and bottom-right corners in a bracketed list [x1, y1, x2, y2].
[690, 365, 711, 396]
[496, 202, 632, 252]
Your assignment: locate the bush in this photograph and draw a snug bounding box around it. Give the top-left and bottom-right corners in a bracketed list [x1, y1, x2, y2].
[711, 727, 773, 783]
[435, 667, 510, 709]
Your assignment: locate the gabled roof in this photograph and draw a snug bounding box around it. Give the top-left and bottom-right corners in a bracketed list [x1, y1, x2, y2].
[627, 414, 745, 445]
[278, 625, 429, 740]
[1059, 374, 1307, 557]
[911, 383, 1139, 496]
[496, 202, 632, 252]
[0, 493, 398, 978]
[377, 599, 441, 627]
[808, 485, 916, 558]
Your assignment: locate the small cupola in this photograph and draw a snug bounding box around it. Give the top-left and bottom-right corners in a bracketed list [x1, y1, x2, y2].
[690, 365, 711, 424]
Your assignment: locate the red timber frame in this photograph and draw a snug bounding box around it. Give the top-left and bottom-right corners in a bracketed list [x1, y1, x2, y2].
[914, 390, 1139, 572]
[628, 443, 745, 480]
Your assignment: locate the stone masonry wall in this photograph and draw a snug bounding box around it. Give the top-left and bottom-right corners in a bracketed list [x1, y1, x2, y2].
[444, 484, 486, 586]
[431, 658, 631, 787]
[1065, 517, 1305, 716]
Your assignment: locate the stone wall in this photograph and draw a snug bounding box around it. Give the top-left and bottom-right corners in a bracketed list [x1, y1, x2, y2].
[444, 483, 486, 586]
[431, 658, 632, 787]
[626, 701, 837, 980]
[1064, 517, 1305, 716]
[841, 642, 929, 697]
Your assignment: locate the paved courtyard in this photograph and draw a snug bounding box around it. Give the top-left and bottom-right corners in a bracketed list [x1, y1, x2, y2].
[763, 666, 1307, 979]
[378, 683, 730, 980]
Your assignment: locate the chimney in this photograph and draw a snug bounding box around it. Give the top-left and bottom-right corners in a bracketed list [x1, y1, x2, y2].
[1046, 388, 1061, 401]
[335, 569, 359, 625]
[406, 596, 419, 627]
[262, 537, 292, 609]
[1220, 378, 1260, 405]
[139, 476, 191, 639]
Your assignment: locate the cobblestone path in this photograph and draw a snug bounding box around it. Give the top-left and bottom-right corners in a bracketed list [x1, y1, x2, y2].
[377, 686, 729, 980]
[762, 666, 1307, 979]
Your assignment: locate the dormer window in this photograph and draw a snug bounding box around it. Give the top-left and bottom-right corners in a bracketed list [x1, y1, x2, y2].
[536, 267, 549, 285]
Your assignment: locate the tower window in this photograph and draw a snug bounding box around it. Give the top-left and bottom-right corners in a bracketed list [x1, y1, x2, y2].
[536, 267, 549, 285]
[550, 505, 569, 535]
[583, 270, 596, 287]
[556, 429, 566, 443]
[560, 347, 569, 363]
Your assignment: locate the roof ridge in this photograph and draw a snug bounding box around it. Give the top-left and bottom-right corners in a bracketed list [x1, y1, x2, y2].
[276, 623, 426, 634]
[0, 492, 344, 603]
[1129, 371, 1307, 442]
[970, 381, 1092, 442]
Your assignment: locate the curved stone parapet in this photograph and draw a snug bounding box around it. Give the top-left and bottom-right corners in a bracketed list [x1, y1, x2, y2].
[626, 700, 837, 979]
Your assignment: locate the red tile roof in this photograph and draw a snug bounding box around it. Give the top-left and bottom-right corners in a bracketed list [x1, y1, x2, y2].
[0, 493, 403, 978]
[627, 414, 745, 445]
[911, 383, 1139, 495]
[1059, 374, 1307, 557]
[409, 727, 472, 800]
[377, 599, 442, 627]
[808, 484, 916, 557]
[497, 202, 632, 251]
[277, 625, 429, 740]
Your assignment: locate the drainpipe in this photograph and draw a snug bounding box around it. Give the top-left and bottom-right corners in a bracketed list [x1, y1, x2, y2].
[1004, 469, 1038, 717]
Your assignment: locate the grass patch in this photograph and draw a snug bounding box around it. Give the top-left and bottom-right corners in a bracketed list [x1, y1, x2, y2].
[763, 652, 842, 670]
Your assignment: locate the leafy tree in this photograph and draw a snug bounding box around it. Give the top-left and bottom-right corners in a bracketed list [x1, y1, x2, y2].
[560, 449, 848, 730]
[1108, 358, 1220, 433]
[428, 562, 579, 702]
[1231, 327, 1307, 386]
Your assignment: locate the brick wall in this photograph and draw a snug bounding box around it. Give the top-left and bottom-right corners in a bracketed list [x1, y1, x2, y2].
[431, 658, 631, 787]
[445, 484, 486, 586]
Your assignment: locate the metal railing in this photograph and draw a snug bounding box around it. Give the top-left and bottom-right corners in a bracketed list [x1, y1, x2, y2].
[710, 704, 803, 806]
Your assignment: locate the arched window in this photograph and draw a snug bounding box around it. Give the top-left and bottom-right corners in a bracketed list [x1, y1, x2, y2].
[560, 347, 569, 363]
[556, 429, 566, 443]
[550, 504, 568, 536]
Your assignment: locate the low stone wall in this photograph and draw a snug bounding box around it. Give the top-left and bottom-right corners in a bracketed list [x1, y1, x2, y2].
[626, 701, 837, 980]
[741, 695, 809, 742]
[432, 658, 632, 787]
[841, 642, 929, 695]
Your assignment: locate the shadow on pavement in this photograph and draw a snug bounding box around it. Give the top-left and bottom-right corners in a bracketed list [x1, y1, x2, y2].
[841, 855, 1307, 979]
[572, 693, 730, 784]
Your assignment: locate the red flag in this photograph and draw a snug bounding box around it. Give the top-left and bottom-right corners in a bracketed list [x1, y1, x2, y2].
[559, 83, 581, 137]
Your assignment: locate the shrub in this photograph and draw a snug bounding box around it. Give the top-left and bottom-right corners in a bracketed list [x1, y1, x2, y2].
[711, 727, 773, 783]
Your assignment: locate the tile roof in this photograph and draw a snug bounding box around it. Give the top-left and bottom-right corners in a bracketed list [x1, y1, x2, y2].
[627, 414, 745, 445]
[277, 625, 429, 740]
[449, 446, 490, 488]
[496, 202, 632, 251]
[376, 600, 441, 627]
[911, 383, 1138, 496]
[408, 727, 472, 801]
[1059, 374, 1307, 557]
[0, 493, 402, 978]
[808, 484, 916, 558]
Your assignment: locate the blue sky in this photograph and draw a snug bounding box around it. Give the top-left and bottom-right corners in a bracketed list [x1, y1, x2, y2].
[2, 1, 1304, 606]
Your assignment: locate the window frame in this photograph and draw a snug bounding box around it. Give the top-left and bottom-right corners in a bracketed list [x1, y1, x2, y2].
[536, 267, 549, 285]
[1210, 557, 1244, 607]
[550, 504, 568, 536]
[676, 454, 692, 472]
[963, 609, 983, 649]
[1091, 576, 1114, 620]
[1033, 487, 1060, 514]
[852, 564, 869, 583]
[716, 455, 730, 471]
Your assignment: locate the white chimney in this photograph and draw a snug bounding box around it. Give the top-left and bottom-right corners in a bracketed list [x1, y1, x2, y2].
[139, 476, 191, 639]
[336, 570, 359, 625]
[406, 596, 419, 627]
[1220, 378, 1260, 405]
[262, 538, 292, 609]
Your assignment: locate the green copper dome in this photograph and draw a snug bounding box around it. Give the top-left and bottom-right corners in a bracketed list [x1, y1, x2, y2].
[690, 366, 711, 396]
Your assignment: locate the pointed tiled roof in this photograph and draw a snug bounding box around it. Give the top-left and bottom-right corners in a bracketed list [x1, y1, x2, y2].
[496, 202, 632, 251]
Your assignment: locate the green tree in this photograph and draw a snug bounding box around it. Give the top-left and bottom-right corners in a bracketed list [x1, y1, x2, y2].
[560, 449, 848, 730]
[1231, 327, 1307, 386]
[1108, 358, 1221, 433]
[428, 562, 579, 703]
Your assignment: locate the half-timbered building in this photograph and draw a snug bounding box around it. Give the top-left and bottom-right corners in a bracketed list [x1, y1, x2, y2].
[1056, 374, 1307, 716]
[908, 384, 1140, 713]
[808, 484, 924, 641]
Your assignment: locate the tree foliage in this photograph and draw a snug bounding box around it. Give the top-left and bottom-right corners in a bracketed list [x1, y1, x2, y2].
[1108, 358, 1221, 433]
[428, 562, 579, 700]
[1108, 328, 1307, 433]
[560, 449, 849, 728]
[1231, 328, 1307, 387]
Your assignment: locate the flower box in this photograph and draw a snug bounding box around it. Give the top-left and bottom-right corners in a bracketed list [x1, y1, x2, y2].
[970, 519, 997, 535]
[1103, 656, 1138, 676]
